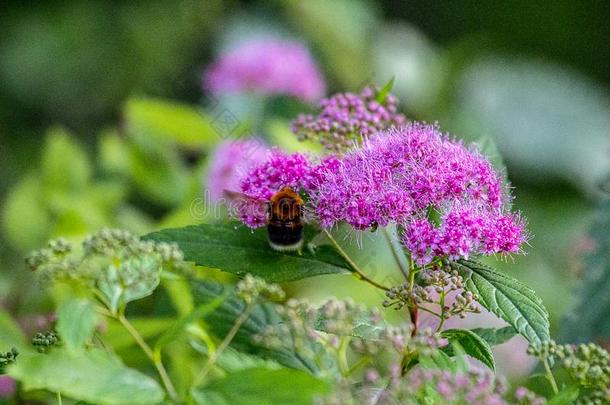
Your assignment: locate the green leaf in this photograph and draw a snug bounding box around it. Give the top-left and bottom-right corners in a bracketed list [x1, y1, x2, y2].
[192, 367, 330, 405]
[2, 175, 52, 251]
[144, 223, 350, 283]
[191, 279, 321, 373]
[41, 127, 92, 191]
[8, 348, 164, 405]
[0, 309, 28, 353]
[125, 98, 219, 149]
[103, 318, 175, 351]
[469, 326, 518, 346]
[451, 260, 550, 344]
[56, 297, 98, 351]
[154, 293, 227, 353]
[548, 385, 579, 405]
[441, 328, 496, 371]
[314, 311, 384, 340]
[376, 77, 395, 103]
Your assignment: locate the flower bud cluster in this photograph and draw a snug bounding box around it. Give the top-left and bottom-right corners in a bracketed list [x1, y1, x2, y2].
[32, 331, 59, 353]
[379, 326, 443, 356]
[292, 86, 406, 153]
[0, 348, 18, 373]
[235, 274, 286, 304]
[528, 340, 610, 404]
[384, 266, 480, 321]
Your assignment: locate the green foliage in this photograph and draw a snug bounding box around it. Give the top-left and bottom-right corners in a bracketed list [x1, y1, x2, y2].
[144, 223, 351, 282]
[0, 309, 29, 353]
[376, 77, 396, 103]
[56, 297, 98, 351]
[548, 386, 580, 405]
[125, 98, 220, 149]
[192, 367, 330, 405]
[469, 326, 518, 346]
[191, 279, 320, 373]
[560, 201, 610, 343]
[41, 127, 92, 192]
[8, 348, 165, 405]
[451, 259, 550, 344]
[441, 328, 496, 371]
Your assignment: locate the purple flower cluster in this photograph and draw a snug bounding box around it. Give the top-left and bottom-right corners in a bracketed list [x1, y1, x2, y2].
[291, 86, 407, 153]
[203, 39, 325, 102]
[235, 122, 526, 264]
[206, 139, 270, 201]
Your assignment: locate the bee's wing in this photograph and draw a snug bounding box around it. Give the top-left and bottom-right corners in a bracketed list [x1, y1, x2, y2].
[222, 190, 269, 218]
[301, 204, 317, 223]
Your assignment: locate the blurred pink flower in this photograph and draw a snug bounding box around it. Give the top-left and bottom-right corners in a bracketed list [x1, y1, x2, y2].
[205, 138, 270, 202]
[203, 39, 325, 102]
[0, 376, 15, 398]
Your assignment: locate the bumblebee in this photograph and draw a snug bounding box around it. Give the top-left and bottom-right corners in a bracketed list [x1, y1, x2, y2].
[267, 186, 304, 251]
[224, 186, 305, 252]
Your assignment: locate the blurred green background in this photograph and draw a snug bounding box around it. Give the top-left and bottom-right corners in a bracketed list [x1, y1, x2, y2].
[1, 0, 609, 381]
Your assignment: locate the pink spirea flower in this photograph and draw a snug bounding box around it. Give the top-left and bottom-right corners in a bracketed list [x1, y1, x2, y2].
[291, 86, 407, 152]
[206, 138, 270, 201]
[203, 39, 325, 102]
[311, 123, 526, 263]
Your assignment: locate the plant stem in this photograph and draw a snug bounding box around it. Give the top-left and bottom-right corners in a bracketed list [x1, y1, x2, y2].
[195, 304, 254, 385]
[337, 336, 351, 377]
[382, 227, 409, 281]
[117, 314, 179, 402]
[323, 229, 390, 291]
[542, 357, 559, 395]
[408, 259, 418, 336]
[56, 391, 62, 405]
[436, 290, 447, 333]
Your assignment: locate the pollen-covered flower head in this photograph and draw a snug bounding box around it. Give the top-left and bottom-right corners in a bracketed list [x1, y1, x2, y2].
[291, 85, 407, 153]
[205, 138, 269, 201]
[203, 39, 325, 102]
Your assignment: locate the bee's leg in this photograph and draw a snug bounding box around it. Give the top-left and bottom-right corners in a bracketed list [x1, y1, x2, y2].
[297, 247, 303, 255]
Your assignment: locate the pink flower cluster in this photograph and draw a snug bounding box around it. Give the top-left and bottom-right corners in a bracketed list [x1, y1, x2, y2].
[203, 39, 325, 102]
[235, 123, 527, 264]
[291, 86, 407, 152]
[206, 139, 270, 201]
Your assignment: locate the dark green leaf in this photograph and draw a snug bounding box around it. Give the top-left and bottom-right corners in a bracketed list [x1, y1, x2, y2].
[8, 349, 164, 404]
[451, 260, 550, 344]
[548, 385, 579, 405]
[469, 326, 518, 346]
[441, 328, 496, 371]
[376, 77, 395, 103]
[144, 223, 350, 282]
[56, 298, 98, 351]
[192, 367, 330, 405]
[191, 279, 322, 373]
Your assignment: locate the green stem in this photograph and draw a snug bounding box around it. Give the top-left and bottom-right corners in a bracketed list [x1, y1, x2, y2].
[195, 304, 254, 386]
[56, 391, 62, 405]
[323, 229, 390, 291]
[543, 357, 559, 395]
[408, 259, 418, 335]
[117, 314, 179, 402]
[347, 355, 371, 376]
[436, 290, 447, 333]
[337, 337, 351, 377]
[382, 228, 409, 281]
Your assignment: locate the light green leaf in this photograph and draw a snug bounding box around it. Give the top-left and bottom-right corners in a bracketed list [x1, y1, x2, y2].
[469, 326, 518, 346]
[441, 328, 496, 371]
[56, 297, 98, 351]
[0, 309, 28, 353]
[376, 77, 395, 103]
[548, 385, 579, 405]
[191, 280, 321, 373]
[192, 367, 330, 405]
[154, 293, 227, 353]
[41, 127, 92, 191]
[8, 348, 164, 405]
[125, 98, 219, 149]
[103, 318, 175, 351]
[144, 223, 350, 282]
[2, 175, 51, 251]
[451, 260, 550, 344]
